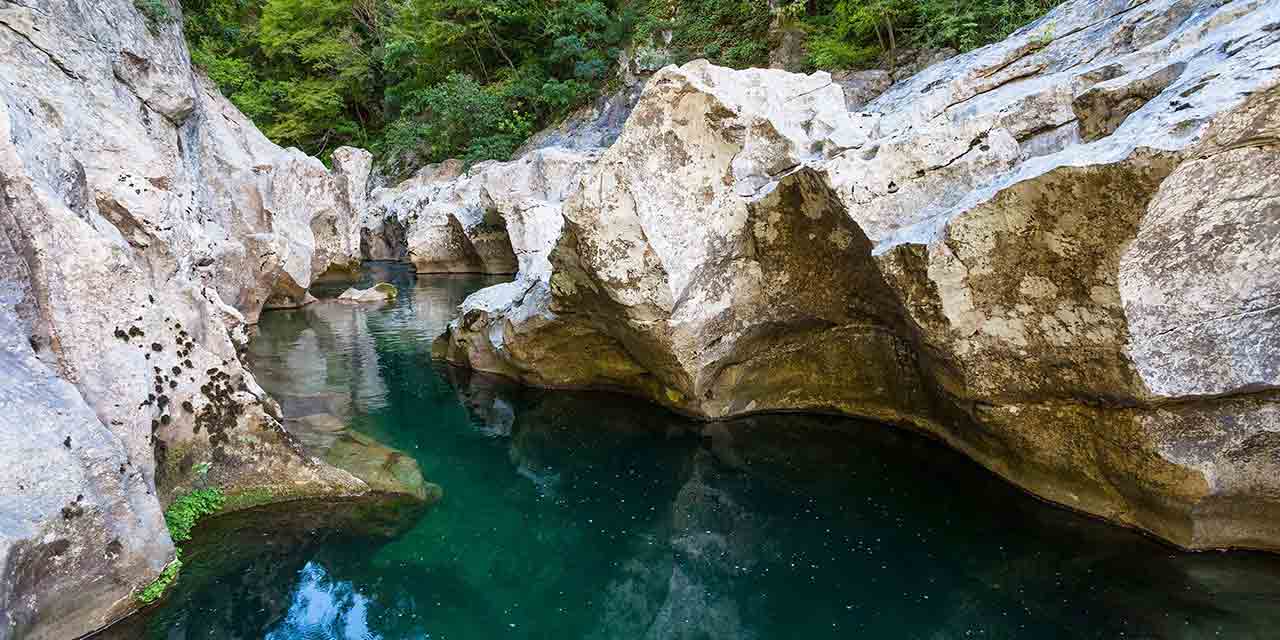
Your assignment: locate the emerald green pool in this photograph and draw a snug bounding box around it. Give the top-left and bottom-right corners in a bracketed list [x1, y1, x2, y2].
[127, 263, 1280, 639]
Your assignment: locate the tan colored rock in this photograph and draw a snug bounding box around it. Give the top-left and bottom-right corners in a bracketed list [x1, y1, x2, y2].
[439, 0, 1280, 551]
[337, 282, 398, 304]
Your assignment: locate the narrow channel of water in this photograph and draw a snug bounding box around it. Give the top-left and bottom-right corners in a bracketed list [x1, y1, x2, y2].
[127, 263, 1280, 639]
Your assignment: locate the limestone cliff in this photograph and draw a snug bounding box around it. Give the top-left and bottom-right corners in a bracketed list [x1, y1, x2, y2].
[0, 1, 401, 637]
[436, 0, 1280, 551]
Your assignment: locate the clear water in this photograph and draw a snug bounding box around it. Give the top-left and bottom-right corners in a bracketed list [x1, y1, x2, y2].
[123, 263, 1280, 640]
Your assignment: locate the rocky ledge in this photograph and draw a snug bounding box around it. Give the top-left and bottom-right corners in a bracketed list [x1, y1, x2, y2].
[434, 0, 1280, 551]
[0, 1, 423, 638]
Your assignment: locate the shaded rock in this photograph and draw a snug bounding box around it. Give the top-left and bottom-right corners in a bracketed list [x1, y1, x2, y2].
[884, 46, 957, 83]
[767, 17, 807, 73]
[366, 148, 600, 276]
[515, 80, 648, 156]
[831, 69, 892, 110]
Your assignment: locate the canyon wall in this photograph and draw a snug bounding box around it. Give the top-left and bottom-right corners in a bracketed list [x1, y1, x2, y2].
[433, 0, 1280, 551]
[0, 1, 413, 637]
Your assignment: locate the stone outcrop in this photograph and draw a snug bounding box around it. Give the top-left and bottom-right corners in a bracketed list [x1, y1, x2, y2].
[337, 282, 398, 304]
[361, 72, 646, 276]
[0, 1, 416, 638]
[436, 0, 1280, 551]
[364, 148, 602, 276]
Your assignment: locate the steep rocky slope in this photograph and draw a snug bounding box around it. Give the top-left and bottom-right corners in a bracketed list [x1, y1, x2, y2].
[0, 1, 417, 638]
[435, 0, 1280, 551]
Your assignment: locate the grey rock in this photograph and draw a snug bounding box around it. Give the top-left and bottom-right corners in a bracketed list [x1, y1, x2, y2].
[0, 0, 387, 636]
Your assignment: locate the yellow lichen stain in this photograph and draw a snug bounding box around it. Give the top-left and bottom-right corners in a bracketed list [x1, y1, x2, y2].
[664, 386, 684, 404]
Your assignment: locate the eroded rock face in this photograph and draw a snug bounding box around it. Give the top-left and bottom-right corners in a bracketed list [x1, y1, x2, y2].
[0, 1, 386, 637]
[438, 0, 1280, 551]
[365, 148, 601, 276]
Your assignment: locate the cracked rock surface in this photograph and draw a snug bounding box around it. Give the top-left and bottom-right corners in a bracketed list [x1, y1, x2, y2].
[437, 0, 1280, 551]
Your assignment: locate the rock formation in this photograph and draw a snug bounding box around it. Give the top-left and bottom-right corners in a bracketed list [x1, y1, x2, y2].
[0, 1, 414, 638]
[337, 282, 399, 304]
[436, 0, 1280, 551]
[359, 71, 647, 273]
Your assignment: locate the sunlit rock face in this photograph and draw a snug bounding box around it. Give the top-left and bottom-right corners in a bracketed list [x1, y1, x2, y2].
[365, 148, 600, 276]
[0, 1, 381, 637]
[361, 74, 642, 275]
[439, 0, 1280, 551]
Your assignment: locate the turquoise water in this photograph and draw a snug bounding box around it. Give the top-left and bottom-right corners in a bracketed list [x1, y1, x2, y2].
[128, 263, 1280, 640]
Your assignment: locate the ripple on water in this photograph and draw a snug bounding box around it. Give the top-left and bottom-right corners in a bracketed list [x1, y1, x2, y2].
[119, 263, 1280, 640]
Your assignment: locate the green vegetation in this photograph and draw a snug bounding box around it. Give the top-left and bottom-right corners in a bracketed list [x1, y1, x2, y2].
[135, 0, 173, 28]
[222, 486, 277, 512]
[633, 0, 774, 68]
[137, 487, 225, 604]
[799, 0, 1060, 70]
[179, 0, 1058, 173]
[165, 487, 226, 543]
[137, 551, 183, 604]
[181, 0, 632, 175]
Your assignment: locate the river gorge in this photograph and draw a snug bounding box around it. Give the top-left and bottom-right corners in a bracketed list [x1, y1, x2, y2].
[93, 265, 1280, 639]
[2, 0, 1280, 637]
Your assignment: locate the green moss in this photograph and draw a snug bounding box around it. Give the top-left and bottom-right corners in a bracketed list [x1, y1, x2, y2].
[373, 282, 399, 300]
[221, 486, 277, 512]
[136, 488, 224, 603]
[165, 488, 226, 543]
[137, 551, 182, 604]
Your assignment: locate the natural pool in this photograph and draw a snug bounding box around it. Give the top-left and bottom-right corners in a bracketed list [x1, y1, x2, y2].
[116, 263, 1280, 639]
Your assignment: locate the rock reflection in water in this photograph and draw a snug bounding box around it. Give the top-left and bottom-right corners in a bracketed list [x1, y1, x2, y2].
[452, 369, 1280, 640]
[130, 267, 1280, 640]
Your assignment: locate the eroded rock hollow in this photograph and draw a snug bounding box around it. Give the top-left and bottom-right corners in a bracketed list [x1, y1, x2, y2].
[434, 0, 1280, 552]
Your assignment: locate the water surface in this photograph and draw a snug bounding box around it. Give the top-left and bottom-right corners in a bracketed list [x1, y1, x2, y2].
[130, 263, 1280, 639]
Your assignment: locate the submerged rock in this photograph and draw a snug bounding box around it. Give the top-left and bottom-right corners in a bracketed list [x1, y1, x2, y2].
[336, 282, 399, 304]
[437, 0, 1280, 551]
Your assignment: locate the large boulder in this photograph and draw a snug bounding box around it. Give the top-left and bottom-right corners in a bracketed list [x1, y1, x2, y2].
[0, 0, 399, 637]
[437, 0, 1280, 551]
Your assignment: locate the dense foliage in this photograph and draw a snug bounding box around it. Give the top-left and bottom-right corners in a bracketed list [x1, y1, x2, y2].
[181, 0, 632, 174]
[177, 0, 1058, 172]
[801, 0, 1060, 69]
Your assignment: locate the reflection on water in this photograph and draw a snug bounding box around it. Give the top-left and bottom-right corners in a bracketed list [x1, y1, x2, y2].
[127, 262, 1280, 640]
